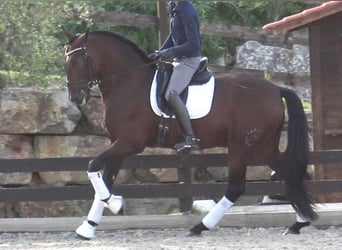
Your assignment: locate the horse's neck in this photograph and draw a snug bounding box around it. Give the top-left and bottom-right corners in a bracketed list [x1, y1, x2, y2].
[98, 66, 154, 104]
[91, 35, 155, 106]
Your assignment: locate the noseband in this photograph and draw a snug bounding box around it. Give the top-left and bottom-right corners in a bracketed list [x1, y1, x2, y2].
[65, 46, 100, 90]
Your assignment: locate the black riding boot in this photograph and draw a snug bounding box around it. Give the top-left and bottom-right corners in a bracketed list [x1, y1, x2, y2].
[167, 91, 200, 152]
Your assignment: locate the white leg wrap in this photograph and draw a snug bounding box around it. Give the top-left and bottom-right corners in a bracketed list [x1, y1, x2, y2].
[202, 196, 234, 230]
[87, 171, 111, 200]
[76, 221, 96, 240]
[87, 196, 105, 224]
[75, 196, 105, 240]
[296, 211, 310, 223]
[106, 194, 124, 214]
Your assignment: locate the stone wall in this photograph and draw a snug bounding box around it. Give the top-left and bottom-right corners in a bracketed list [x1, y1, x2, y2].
[0, 86, 184, 217]
[236, 41, 310, 77]
[0, 41, 312, 217]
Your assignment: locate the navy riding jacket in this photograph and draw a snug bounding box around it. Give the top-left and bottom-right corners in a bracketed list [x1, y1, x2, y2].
[160, 0, 201, 59]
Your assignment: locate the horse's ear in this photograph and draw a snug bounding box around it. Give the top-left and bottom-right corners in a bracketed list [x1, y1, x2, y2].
[77, 30, 90, 45]
[84, 29, 89, 39]
[61, 26, 73, 42]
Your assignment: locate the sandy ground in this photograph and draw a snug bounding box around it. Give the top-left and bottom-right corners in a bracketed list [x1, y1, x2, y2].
[0, 226, 341, 250]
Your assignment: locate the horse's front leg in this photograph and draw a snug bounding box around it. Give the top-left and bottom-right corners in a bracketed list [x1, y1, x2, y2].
[76, 197, 105, 240]
[76, 141, 140, 240]
[87, 157, 124, 215]
[76, 165, 117, 240]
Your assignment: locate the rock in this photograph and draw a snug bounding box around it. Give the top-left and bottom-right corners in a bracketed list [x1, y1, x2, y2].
[134, 148, 177, 183]
[0, 172, 32, 186]
[34, 135, 109, 158]
[0, 135, 33, 185]
[192, 200, 216, 213]
[0, 87, 81, 134]
[40, 88, 81, 133]
[124, 198, 179, 215]
[34, 135, 110, 185]
[236, 41, 310, 76]
[12, 200, 92, 218]
[78, 90, 105, 135]
[150, 168, 178, 182]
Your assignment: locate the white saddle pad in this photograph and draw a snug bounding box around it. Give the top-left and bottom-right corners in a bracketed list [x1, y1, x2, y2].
[150, 71, 215, 119]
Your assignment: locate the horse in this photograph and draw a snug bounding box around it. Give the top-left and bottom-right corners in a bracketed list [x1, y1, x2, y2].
[63, 29, 317, 240]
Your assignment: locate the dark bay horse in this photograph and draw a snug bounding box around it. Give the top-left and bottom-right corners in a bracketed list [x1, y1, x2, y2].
[63, 30, 317, 240]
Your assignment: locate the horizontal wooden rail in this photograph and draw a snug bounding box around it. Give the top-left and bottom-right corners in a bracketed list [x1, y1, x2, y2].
[0, 180, 342, 203]
[1, 150, 342, 210]
[1, 150, 342, 173]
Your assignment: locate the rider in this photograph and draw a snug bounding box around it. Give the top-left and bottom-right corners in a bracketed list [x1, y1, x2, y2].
[150, 0, 202, 152]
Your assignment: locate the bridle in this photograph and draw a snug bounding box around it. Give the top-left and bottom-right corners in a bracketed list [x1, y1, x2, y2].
[65, 46, 100, 90]
[65, 45, 157, 92]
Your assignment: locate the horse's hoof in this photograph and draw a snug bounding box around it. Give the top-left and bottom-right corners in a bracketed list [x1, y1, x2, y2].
[76, 233, 91, 241]
[283, 222, 310, 235]
[187, 231, 202, 237]
[283, 228, 300, 235]
[75, 221, 95, 240]
[188, 222, 208, 236]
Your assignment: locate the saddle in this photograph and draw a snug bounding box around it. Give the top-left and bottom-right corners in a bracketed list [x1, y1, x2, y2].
[156, 57, 212, 116]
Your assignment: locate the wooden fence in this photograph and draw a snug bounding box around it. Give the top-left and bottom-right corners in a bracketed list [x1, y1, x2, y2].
[1, 150, 342, 212]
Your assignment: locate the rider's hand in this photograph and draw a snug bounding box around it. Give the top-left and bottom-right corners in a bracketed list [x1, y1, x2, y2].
[148, 51, 160, 61]
[148, 49, 174, 62]
[158, 49, 174, 61]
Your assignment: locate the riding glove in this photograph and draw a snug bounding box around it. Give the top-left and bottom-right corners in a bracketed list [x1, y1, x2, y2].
[158, 49, 174, 60]
[148, 49, 174, 61]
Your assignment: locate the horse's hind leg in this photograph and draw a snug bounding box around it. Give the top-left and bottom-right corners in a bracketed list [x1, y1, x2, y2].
[262, 134, 311, 235]
[189, 150, 247, 236]
[267, 168, 311, 235]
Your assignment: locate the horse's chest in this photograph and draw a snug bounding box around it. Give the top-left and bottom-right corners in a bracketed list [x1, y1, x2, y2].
[102, 111, 121, 137]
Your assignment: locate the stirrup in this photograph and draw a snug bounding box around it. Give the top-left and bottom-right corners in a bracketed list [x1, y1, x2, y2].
[174, 136, 200, 152]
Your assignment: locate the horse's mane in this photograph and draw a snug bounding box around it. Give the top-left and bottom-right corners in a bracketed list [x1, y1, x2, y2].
[90, 30, 151, 63]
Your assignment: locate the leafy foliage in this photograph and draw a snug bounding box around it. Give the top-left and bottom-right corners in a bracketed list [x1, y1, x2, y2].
[0, 0, 312, 87]
[195, 0, 312, 58]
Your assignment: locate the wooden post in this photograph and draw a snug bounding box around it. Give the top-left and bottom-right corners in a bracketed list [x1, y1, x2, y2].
[309, 23, 326, 203]
[177, 154, 193, 213]
[157, 0, 169, 47]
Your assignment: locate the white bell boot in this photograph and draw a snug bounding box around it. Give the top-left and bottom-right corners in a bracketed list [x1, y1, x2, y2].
[105, 194, 124, 214]
[75, 220, 96, 240]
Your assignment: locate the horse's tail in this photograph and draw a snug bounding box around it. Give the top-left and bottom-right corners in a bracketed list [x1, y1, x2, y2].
[278, 87, 317, 221]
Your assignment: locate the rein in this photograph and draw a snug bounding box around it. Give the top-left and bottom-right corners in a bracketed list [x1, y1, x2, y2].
[65, 46, 157, 90]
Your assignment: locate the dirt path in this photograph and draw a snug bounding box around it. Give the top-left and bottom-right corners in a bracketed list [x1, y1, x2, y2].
[0, 226, 341, 250]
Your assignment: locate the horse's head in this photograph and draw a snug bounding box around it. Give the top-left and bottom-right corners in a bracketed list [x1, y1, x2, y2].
[63, 29, 97, 106]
